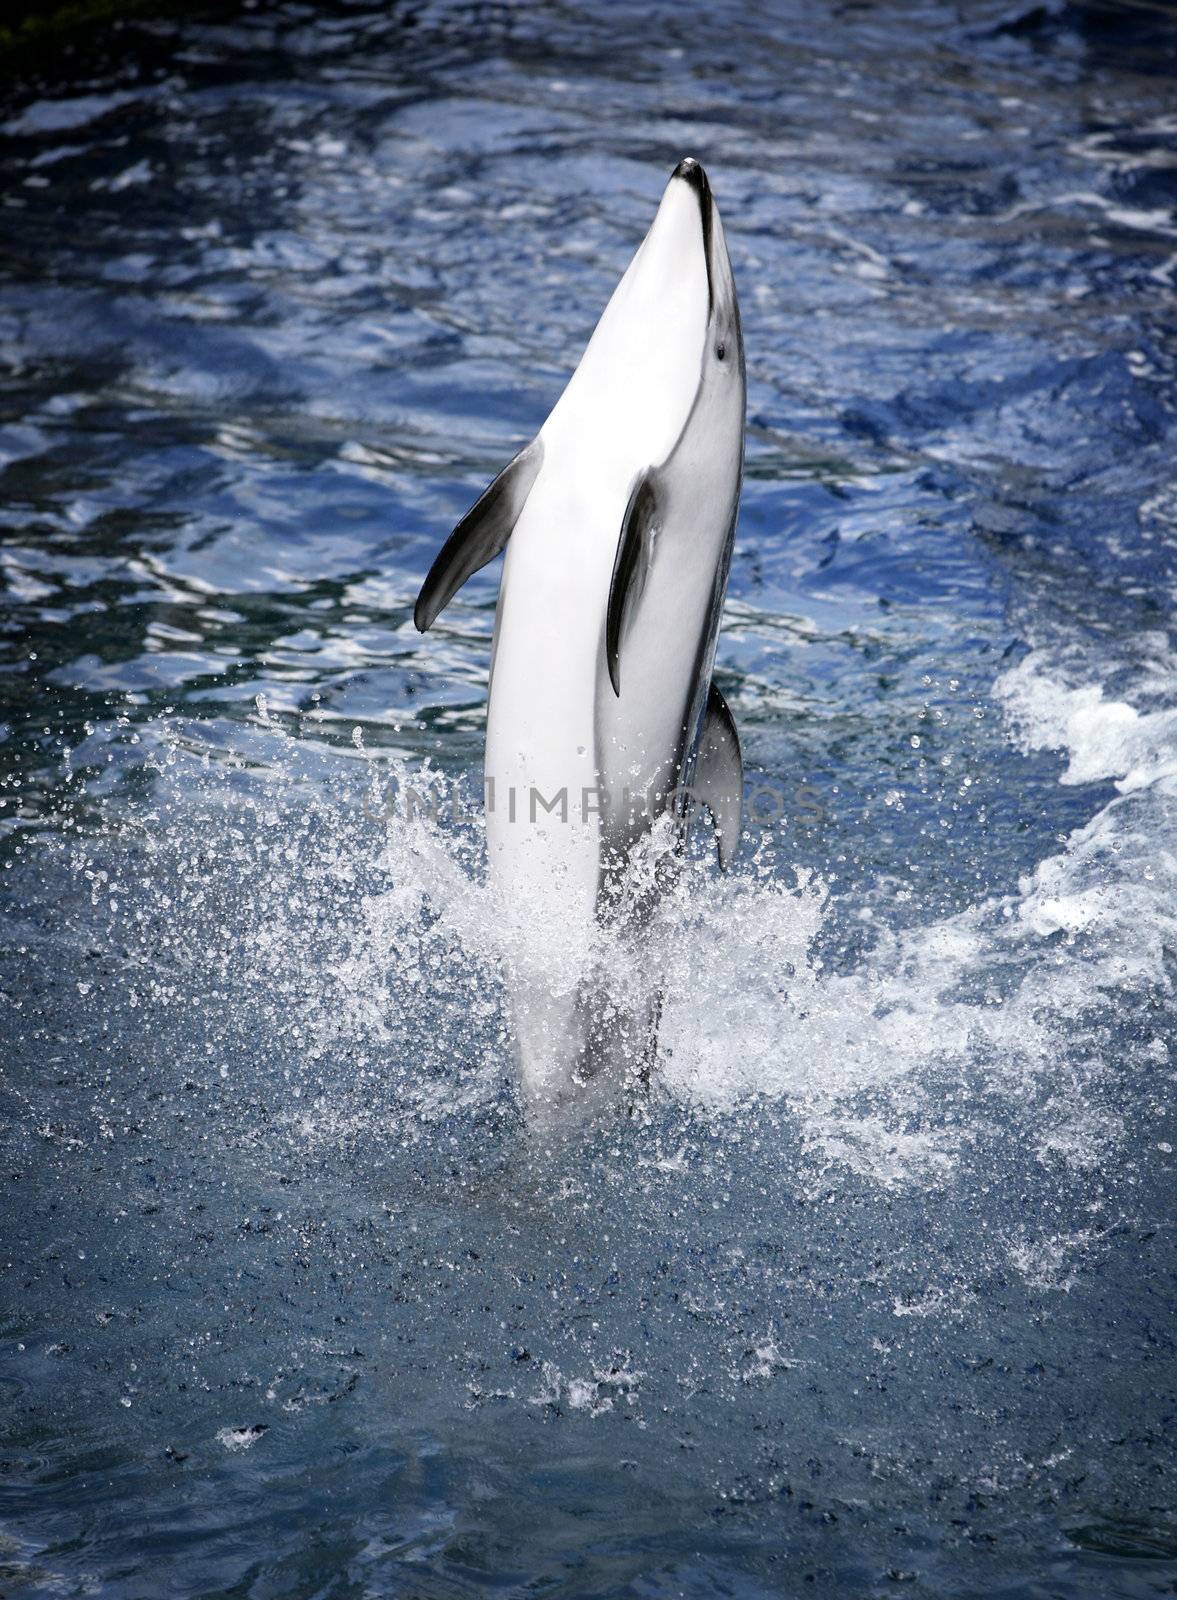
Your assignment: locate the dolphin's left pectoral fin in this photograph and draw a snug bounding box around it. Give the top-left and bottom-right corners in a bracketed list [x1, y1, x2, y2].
[695, 681, 743, 870]
[606, 469, 660, 696]
[414, 436, 544, 632]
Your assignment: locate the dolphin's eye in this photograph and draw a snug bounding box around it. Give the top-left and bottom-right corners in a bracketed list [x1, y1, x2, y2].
[716, 342, 726, 361]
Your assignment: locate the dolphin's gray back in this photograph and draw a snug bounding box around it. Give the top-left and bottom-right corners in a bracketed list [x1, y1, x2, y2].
[592, 365, 744, 904]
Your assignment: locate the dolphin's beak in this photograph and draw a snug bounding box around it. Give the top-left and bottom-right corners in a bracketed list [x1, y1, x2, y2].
[671, 157, 714, 311]
[671, 156, 709, 197]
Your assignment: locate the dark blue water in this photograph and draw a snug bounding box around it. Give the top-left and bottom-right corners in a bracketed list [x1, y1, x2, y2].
[2, 1, 1177, 1594]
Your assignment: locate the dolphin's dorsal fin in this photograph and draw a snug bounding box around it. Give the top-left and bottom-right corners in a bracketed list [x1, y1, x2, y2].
[414, 436, 544, 632]
[694, 681, 742, 870]
[606, 468, 660, 696]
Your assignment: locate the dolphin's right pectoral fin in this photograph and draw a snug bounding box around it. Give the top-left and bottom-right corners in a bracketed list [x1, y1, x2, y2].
[695, 681, 743, 870]
[606, 469, 659, 696]
[414, 436, 544, 631]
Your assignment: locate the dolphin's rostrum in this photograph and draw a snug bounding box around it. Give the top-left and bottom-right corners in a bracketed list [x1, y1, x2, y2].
[415, 158, 745, 1123]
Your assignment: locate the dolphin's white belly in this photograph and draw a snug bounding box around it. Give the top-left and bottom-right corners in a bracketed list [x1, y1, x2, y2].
[483, 443, 728, 1116]
[483, 456, 629, 1112]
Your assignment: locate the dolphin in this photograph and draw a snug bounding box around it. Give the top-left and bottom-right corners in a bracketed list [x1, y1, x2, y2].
[414, 158, 745, 1124]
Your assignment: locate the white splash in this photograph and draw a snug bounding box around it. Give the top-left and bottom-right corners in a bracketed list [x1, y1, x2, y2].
[113, 636, 1175, 1205]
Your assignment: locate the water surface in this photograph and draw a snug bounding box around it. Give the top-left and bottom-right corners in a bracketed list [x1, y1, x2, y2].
[2, 2, 1177, 1595]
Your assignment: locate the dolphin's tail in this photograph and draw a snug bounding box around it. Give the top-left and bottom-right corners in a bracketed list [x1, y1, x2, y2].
[576, 974, 661, 1116]
[506, 960, 661, 1130]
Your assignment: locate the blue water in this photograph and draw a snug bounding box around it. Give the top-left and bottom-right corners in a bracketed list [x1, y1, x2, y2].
[2, 1, 1177, 1594]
